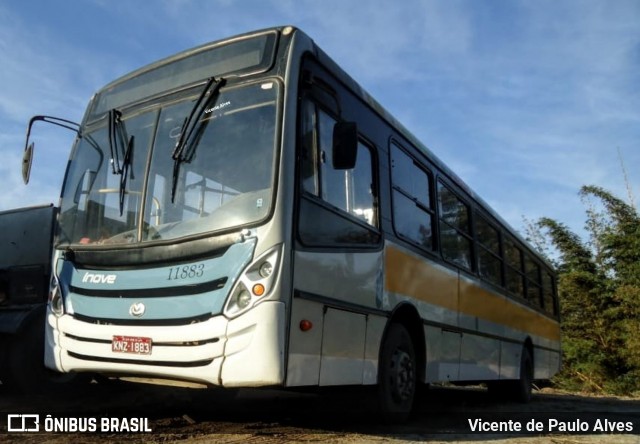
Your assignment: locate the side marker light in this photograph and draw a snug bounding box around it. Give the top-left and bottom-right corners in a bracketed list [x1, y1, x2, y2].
[299, 320, 313, 332]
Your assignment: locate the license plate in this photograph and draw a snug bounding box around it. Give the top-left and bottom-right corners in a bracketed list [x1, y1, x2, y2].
[112, 336, 152, 355]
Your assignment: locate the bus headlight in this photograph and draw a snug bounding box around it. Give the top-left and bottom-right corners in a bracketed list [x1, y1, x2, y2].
[259, 261, 273, 278]
[224, 244, 281, 318]
[236, 289, 252, 309]
[49, 276, 64, 317]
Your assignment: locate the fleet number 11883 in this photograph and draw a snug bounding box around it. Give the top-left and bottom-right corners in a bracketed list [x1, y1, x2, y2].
[167, 263, 205, 281]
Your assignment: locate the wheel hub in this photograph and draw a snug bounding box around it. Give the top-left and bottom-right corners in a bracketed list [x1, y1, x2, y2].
[390, 349, 414, 401]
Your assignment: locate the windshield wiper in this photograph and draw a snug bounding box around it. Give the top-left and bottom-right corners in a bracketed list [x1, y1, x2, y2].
[171, 77, 226, 203]
[108, 109, 135, 216]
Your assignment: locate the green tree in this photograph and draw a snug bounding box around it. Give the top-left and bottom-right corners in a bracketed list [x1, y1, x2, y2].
[532, 186, 640, 395]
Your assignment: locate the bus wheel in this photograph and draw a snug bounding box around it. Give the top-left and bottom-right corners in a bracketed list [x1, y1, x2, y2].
[378, 323, 416, 422]
[490, 347, 533, 403]
[513, 347, 533, 403]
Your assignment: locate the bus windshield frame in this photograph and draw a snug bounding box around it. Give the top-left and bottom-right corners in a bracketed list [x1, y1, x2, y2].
[87, 31, 278, 123]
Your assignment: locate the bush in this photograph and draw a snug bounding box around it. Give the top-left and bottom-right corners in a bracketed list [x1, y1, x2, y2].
[531, 186, 640, 395]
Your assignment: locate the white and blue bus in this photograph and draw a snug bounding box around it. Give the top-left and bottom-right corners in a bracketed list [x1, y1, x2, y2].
[23, 26, 560, 419]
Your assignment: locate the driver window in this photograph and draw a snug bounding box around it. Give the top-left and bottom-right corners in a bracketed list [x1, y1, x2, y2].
[300, 100, 377, 228]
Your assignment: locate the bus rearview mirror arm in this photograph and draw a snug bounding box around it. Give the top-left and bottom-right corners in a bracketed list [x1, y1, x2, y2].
[22, 115, 82, 184]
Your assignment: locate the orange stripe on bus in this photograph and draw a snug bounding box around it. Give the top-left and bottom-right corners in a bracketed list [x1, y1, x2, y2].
[386, 246, 458, 311]
[385, 245, 561, 342]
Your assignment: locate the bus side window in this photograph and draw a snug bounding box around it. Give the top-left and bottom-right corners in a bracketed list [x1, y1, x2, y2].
[305, 104, 376, 227]
[504, 237, 525, 298]
[437, 181, 472, 270]
[300, 100, 319, 196]
[349, 141, 376, 226]
[525, 256, 542, 308]
[475, 212, 503, 286]
[390, 143, 435, 250]
[297, 99, 379, 246]
[542, 272, 557, 316]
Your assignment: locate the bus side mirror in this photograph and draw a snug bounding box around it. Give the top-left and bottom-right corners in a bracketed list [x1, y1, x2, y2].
[22, 142, 34, 185]
[332, 121, 358, 170]
[21, 115, 82, 185]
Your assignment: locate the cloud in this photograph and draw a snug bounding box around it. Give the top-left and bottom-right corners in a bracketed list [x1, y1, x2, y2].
[0, 2, 150, 212]
[0, 8, 92, 122]
[278, 0, 475, 85]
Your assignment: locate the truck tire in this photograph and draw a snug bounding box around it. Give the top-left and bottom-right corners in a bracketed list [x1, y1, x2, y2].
[3, 311, 77, 393]
[3, 315, 47, 393]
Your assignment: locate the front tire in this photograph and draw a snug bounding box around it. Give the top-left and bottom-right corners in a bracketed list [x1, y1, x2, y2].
[377, 323, 417, 422]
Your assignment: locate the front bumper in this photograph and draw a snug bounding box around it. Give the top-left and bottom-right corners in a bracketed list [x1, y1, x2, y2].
[45, 301, 285, 387]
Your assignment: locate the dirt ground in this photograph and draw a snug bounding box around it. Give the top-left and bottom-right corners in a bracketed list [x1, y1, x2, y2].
[1, 380, 638, 443]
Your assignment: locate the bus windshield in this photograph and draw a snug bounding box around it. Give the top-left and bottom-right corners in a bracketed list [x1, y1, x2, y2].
[58, 80, 279, 247]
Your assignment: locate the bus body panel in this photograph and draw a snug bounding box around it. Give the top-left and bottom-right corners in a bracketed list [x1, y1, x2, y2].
[319, 307, 367, 385]
[286, 296, 387, 387]
[384, 241, 560, 384]
[286, 249, 385, 387]
[285, 297, 323, 386]
[292, 250, 383, 309]
[61, 240, 255, 321]
[220, 301, 286, 387]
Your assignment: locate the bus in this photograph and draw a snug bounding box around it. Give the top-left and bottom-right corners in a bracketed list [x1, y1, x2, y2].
[22, 26, 560, 420]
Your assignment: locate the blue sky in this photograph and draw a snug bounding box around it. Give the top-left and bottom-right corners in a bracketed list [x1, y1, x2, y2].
[1, 0, 638, 240]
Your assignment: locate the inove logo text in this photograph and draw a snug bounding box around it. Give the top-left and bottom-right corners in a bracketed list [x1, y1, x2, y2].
[82, 272, 117, 284]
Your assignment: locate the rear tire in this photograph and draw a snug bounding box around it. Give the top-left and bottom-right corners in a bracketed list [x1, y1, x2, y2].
[377, 323, 417, 422]
[513, 347, 533, 403]
[488, 346, 533, 403]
